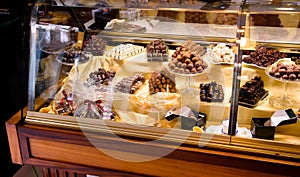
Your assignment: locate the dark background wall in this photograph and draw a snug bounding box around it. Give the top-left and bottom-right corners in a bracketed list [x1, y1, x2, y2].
[0, 1, 31, 176]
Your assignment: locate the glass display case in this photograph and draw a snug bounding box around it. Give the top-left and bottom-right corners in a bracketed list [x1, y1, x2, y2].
[12, 0, 300, 175]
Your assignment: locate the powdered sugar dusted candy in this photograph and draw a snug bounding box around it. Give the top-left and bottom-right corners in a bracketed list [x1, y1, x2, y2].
[211, 43, 235, 63]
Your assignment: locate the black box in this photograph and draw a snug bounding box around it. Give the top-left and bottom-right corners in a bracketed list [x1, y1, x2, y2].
[251, 118, 275, 140]
[181, 111, 207, 130]
[251, 109, 297, 140]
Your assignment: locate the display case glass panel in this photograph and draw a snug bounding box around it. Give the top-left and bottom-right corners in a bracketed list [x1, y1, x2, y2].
[27, 0, 300, 159]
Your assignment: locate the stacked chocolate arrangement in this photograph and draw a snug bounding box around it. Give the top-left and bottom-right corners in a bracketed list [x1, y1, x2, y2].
[149, 67, 177, 94]
[239, 76, 268, 107]
[146, 39, 169, 62]
[268, 60, 300, 80]
[114, 73, 145, 94]
[199, 81, 224, 102]
[243, 46, 287, 68]
[168, 45, 208, 74]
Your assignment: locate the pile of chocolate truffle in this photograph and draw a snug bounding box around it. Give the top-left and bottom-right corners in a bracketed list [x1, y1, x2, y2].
[146, 39, 169, 62]
[238, 76, 268, 106]
[85, 67, 116, 87]
[113, 73, 145, 94]
[199, 81, 224, 102]
[268, 61, 300, 80]
[243, 46, 287, 68]
[168, 45, 208, 74]
[149, 67, 177, 94]
[58, 49, 90, 64]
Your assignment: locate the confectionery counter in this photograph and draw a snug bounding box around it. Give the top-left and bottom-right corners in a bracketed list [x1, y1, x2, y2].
[6, 1, 300, 176]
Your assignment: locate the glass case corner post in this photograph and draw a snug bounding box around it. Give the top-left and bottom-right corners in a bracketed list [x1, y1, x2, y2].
[228, 5, 247, 136]
[28, 4, 40, 112]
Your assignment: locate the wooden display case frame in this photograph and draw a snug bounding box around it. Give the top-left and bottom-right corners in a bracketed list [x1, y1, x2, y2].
[6, 1, 300, 176]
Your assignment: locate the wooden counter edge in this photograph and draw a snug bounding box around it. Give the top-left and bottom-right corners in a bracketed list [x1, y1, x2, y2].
[5, 109, 26, 165]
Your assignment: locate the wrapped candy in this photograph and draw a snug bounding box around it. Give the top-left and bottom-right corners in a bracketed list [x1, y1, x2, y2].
[74, 99, 116, 120]
[74, 100, 103, 119]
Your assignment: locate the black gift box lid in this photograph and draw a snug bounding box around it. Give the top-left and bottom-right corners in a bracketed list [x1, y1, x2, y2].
[275, 108, 297, 126]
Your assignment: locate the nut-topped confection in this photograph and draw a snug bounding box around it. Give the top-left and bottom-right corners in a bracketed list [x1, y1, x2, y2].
[168, 45, 208, 74]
